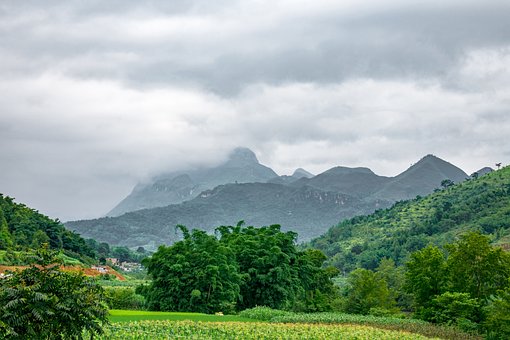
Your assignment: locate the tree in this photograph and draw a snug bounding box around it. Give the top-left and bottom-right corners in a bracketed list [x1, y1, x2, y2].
[344, 268, 394, 315]
[404, 245, 447, 309]
[294, 248, 339, 312]
[440, 179, 454, 189]
[217, 224, 301, 310]
[0, 207, 13, 250]
[30, 229, 50, 248]
[446, 232, 510, 302]
[0, 244, 108, 339]
[142, 226, 242, 313]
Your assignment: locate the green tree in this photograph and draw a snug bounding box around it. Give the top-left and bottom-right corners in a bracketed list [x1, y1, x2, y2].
[0, 207, 13, 250]
[30, 229, 50, 248]
[404, 245, 447, 309]
[217, 224, 301, 310]
[446, 232, 510, 302]
[294, 248, 340, 312]
[142, 226, 241, 313]
[484, 283, 510, 339]
[376, 258, 411, 310]
[345, 268, 394, 315]
[0, 244, 108, 339]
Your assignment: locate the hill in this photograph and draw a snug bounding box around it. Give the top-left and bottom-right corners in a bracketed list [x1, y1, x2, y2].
[0, 193, 96, 262]
[107, 147, 278, 216]
[66, 154, 469, 250]
[310, 166, 510, 272]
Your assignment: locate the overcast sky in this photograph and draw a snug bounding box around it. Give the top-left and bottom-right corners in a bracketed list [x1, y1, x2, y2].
[1, 0, 510, 221]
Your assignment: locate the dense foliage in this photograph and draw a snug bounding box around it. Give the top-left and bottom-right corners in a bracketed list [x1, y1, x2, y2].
[0, 194, 148, 266]
[311, 166, 510, 272]
[0, 194, 96, 262]
[140, 223, 338, 313]
[334, 232, 510, 337]
[0, 245, 109, 339]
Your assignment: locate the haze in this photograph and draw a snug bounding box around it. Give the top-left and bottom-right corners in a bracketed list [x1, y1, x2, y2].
[1, 0, 509, 221]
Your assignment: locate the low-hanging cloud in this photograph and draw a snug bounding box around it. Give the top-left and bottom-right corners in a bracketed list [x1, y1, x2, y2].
[0, 0, 509, 220]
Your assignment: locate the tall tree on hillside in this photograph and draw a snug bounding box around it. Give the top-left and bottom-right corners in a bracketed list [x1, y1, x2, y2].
[404, 245, 447, 309]
[446, 232, 510, 302]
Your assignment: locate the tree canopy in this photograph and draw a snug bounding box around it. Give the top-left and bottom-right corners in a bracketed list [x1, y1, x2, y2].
[140, 223, 338, 313]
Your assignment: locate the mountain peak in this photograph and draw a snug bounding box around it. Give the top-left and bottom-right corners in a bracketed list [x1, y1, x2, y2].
[226, 147, 259, 166]
[292, 168, 314, 179]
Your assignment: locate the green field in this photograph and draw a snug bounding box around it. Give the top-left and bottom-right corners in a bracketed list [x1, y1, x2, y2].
[95, 320, 435, 339]
[107, 309, 480, 339]
[108, 309, 254, 323]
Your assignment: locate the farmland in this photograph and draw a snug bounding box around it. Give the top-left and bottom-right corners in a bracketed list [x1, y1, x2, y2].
[101, 309, 482, 340]
[94, 320, 435, 339]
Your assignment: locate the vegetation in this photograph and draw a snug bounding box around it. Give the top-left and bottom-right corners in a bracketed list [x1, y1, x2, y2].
[139, 223, 339, 313]
[239, 307, 480, 340]
[311, 166, 510, 272]
[91, 320, 433, 340]
[0, 194, 149, 267]
[108, 309, 253, 323]
[0, 245, 109, 339]
[0, 194, 96, 263]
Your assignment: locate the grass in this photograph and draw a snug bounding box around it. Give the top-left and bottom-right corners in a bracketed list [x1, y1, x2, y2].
[108, 309, 255, 323]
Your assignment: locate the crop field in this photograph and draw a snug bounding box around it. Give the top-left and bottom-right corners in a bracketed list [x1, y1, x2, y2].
[94, 320, 434, 339]
[106, 309, 481, 339]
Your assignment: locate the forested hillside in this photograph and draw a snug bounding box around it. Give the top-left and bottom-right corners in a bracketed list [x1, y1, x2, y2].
[0, 194, 96, 262]
[311, 166, 510, 272]
[0, 194, 145, 265]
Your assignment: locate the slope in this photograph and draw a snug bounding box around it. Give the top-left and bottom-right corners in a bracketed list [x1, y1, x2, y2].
[310, 166, 510, 272]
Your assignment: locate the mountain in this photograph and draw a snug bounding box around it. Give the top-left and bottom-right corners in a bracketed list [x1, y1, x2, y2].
[310, 166, 510, 271]
[107, 147, 278, 216]
[66, 182, 383, 250]
[292, 167, 390, 198]
[472, 167, 493, 178]
[369, 154, 468, 201]
[66, 154, 472, 250]
[267, 168, 314, 185]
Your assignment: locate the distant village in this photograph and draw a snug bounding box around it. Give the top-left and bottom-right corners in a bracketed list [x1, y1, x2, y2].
[92, 257, 143, 274]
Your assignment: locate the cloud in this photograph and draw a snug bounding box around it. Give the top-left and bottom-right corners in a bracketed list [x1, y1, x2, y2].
[0, 0, 509, 220]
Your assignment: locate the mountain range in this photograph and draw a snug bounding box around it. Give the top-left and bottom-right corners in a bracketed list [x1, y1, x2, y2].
[310, 165, 509, 270]
[66, 148, 470, 250]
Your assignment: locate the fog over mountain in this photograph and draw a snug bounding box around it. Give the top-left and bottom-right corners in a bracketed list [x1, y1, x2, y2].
[66, 152, 469, 249]
[1, 1, 509, 221]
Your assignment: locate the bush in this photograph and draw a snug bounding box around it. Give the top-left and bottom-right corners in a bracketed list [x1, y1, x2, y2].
[238, 306, 292, 321]
[421, 292, 480, 326]
[106, 287, 145, 310]
[0, 245, 108, 339]
[484, 287, 510, 339]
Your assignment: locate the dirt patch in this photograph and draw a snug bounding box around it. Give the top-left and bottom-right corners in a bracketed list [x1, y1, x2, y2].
[0, 265, 126, 281]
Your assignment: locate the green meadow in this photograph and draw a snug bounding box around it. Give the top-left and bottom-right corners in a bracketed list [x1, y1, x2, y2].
[108, 309, 255, 323]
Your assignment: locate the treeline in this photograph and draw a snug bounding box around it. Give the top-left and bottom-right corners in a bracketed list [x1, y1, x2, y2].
[0, 194, 146, 265]
[341, 232, 510, 337]
[311, 166, 510, 272]
[138, 223, 339, 314]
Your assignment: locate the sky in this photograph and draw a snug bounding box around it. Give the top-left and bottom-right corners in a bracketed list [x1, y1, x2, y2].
[1, 0, 510, 221]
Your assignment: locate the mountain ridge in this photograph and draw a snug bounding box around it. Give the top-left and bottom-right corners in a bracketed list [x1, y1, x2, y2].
[66, 152, 471, 250]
